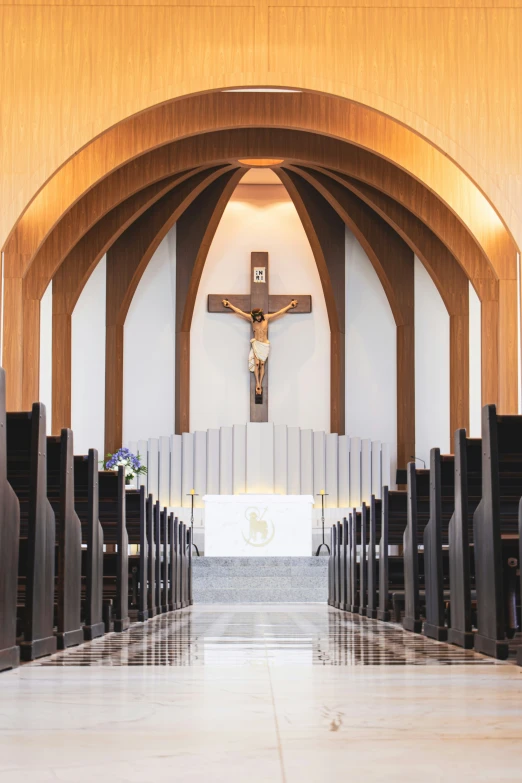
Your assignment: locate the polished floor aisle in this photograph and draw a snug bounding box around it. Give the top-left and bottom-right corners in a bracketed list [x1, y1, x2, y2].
[2, 605, 522, 782]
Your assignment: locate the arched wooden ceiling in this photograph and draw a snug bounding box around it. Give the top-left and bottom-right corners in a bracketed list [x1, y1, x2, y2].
[40, 144, 473, 463]
[5, 124, 514, 432]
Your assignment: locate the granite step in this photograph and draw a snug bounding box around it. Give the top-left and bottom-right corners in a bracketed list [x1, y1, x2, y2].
[192, 556, 328, 603]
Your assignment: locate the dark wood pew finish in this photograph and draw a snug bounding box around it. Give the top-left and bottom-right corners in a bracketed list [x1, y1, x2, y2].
[518, 498, 522, 667]
[403, 465, 430, 633]
[146, 493, 156, 617]
[367, 496, 381, 619]
[7, 404, 57, 661]
[161, 507, 169, 613]
[98, 466, 129, 632]
[349, 508, 359, 613]
[328, 525, 336, 607]
[137, 486, 148, 622]
[187, 526, 193, 606]
[473, 405, 522, 659]
[168, 513, 176, 611]
[378, 487, 407, 621]
[47, 430, 83, 649]
[359, 503, 368, 615]
[154, 500, 162, 613]
[74, 449, 104, 641]
[340, 518, 348, 612]
[334, 521, 342, 609]
[447, 430, 481, 649]
[0, 368, 21, 672]
[423, 449, 455, 641]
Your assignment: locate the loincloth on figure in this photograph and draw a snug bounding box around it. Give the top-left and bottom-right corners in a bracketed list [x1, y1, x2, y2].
[248, 338, 270, 371]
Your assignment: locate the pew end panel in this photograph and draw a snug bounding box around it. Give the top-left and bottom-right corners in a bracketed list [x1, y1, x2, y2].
[0, 367, 21, 672]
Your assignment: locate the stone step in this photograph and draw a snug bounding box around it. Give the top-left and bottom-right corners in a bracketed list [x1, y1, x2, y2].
[192, 556, 328, 603]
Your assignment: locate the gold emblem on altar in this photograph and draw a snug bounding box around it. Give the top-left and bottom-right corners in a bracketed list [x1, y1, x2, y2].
[242, 507, 275, 547]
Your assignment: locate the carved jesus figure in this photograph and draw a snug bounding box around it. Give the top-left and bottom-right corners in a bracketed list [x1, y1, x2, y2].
[222, 298, 298, 396]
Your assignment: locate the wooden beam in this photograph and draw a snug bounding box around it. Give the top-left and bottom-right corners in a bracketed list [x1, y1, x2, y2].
[175, 169, 244, 435]
[104, 167, 240, 453]
[283, 166, 415, 467]
[292, 165, 470, 440]
[276, 168, 346, 436]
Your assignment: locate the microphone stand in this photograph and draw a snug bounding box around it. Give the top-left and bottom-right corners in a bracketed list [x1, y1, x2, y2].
[315, 492, 330, 556]
[187, 492, 200, 556]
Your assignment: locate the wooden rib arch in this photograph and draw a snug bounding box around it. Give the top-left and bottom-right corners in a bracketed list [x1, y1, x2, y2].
[279, 167, 415, 468]
[275, 168, 346, 435]
[4, 91, 514, 286]
[104, 168, 242, 452]
[287, 164, 470, 439]
[52, 166, 233, 433]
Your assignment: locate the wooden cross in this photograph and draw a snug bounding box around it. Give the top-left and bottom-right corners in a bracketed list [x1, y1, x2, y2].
[208, 252, 312, 422]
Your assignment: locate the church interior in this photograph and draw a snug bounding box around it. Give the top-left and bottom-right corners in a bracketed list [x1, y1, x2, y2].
[1, 2, 522, 780]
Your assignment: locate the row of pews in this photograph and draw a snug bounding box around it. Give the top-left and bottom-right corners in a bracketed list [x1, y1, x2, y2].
[0, 368, 192, 673]
[328, 404, 522, 662]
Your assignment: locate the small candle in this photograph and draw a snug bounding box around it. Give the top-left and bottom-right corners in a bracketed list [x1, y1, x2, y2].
[190, 488, 195, 495]
[320, 489, 325, 495]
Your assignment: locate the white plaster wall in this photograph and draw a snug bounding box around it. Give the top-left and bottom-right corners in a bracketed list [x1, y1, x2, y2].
[39, 280, 53, 434]
[469, 282, 482, 438]
[123, 227, 176, 443]
[71, 256, 106, 457]
[345, 228, 397, 477]
[414, 256, 450, 463]
[190, 183, 331, 432]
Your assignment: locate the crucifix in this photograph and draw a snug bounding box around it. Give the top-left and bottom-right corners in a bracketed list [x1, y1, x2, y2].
[208, 251, 312, 422]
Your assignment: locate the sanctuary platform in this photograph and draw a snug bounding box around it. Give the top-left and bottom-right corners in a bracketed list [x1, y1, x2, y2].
[192, 556, 329, 603]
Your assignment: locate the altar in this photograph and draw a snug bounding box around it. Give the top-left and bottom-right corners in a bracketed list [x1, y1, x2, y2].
[203, 495, 314, 556]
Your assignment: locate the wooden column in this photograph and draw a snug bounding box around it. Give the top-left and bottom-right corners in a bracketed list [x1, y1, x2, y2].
[284, 166, 415, 467]
[277, 168, 346, 435]
[175, 169, 244, 434]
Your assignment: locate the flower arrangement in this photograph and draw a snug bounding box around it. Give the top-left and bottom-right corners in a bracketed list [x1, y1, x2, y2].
[102, 447, 147, 485]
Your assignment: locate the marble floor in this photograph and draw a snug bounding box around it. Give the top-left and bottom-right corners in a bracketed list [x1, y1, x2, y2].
[1, 605, 522, 782]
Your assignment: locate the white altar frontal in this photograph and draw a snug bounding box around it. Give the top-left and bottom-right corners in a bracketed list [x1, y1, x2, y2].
[203, 495, 314, 556]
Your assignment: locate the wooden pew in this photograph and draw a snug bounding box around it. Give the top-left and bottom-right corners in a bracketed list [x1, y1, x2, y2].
[328, 525, 336, 607]
[0, 368, 21, 672]
[423, 449, 455, 641]
[161, 506, 169, 613]
[47, 430, 83, 649]
[333, 521, 341, 609]
[359, 503, 368, 615]
[518, 499, 522, 667]
[403, 465, 430, 633]
[154, 500, 162, 613]
[98, 466, 129, 632]
[339, 519, 348, 612]
[168, 513, 177, 611]
[136, 486, 148, 621]
[74, 449, 105, 640]
[377, 487, 406, 621]
[349, 508, 359, 613]
[187, 526, 193, 606]
[146, 493, 156, 617]
[179, 522, 188, 608]
[367, 496, 381, 619]
[473, 405, 522, 659]
[7, 404, 57, 661]
[173, 516, 181, 610]
[447, 430, 481, 649]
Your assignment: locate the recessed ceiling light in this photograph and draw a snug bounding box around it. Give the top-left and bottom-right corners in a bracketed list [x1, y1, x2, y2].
[238, 158, 284, 167]
[224, 88, 301, 93]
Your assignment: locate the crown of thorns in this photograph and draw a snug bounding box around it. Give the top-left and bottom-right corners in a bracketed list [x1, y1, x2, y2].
[251, 308, 265, 320]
